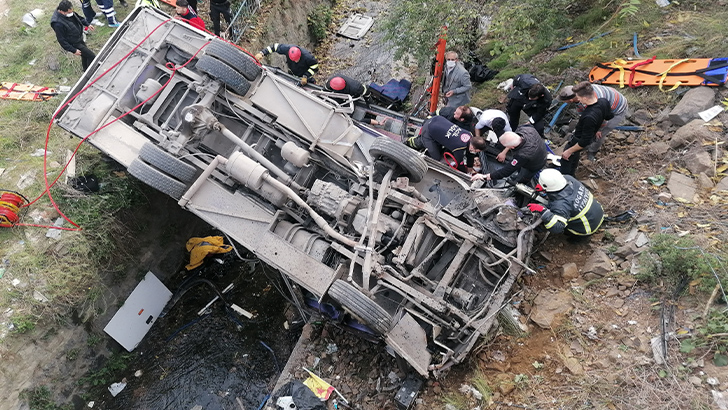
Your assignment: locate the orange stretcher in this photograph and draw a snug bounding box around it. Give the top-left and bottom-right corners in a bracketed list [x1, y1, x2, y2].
[589, 57, 728, 90]
[1, 82, 58, 101]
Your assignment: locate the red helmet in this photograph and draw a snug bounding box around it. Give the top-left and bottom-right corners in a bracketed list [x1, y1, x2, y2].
[288, 47, 301, 62]
[329, 76, 346, 91]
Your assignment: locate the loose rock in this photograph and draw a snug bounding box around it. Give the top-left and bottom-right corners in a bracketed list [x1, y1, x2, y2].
[530, 290, 574, 329]
[669, 119, 718, 148]
[667, 172, 697, 202]
[668, 86, 716, 125]
[683, 150, 715, 176]
[583, 250, 613, 276]
[562, 262, 579, 280]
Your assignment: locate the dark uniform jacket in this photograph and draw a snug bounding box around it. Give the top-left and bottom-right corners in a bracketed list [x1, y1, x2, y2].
[541, 175, 604, 236]
[421, 115, 474, 165]
[50, 10, 88, 54]
[571, 98, 614, 147]
[507, 74, 552, 125]
[324, 74, 367, 97]
[489, 126, 547, 182]
[262, 43, 319, 78]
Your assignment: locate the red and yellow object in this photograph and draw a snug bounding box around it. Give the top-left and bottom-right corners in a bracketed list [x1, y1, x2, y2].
[589, 57, 728, 89]
[0, 191, 26, 228]
[1, 82, 57, 101]
[428, 27, 447, 115]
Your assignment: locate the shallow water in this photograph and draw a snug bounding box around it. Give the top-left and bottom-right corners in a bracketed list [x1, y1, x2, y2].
[102, 258, 300, 410]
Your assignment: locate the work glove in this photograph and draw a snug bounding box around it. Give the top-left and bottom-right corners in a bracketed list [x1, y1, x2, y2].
[255, 52, 263, 60]
[300, 76, 308, 86]
[534, 184, 544, 192]
[527, 203, 545, 213]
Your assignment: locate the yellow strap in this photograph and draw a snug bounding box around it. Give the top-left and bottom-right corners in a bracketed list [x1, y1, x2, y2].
[612, 59, 629, 88]
[658, 59, 689, 92]
[544, 215, 567, 229]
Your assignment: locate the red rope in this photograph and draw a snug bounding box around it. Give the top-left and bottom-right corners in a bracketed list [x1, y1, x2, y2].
[20, 18, 211, 232]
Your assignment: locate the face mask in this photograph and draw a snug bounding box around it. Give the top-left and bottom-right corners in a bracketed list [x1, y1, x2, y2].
[473, 167, 482, 173]
[65, 11, 74, 17]
[446, 60, 456, 69]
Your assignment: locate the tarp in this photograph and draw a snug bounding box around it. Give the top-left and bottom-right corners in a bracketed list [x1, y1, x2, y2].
[368, 79, 411, 103]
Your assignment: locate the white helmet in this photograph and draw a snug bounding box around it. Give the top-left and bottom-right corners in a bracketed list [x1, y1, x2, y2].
[538, 168, 567, 192]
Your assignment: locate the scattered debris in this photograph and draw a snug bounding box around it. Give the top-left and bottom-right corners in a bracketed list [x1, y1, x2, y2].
[108, 379, 127, 397]
[699, 105, 724, 122]
[30, 149, 50, 157]
[21, 9, 44, 27]
[713, 390, 728, 410]
[635, 233, 649, 248]
[45, 218, 65, 240]
[647, 175, 666, 186]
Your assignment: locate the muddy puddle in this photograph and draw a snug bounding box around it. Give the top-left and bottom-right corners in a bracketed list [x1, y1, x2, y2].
[96, 253, 300, 410]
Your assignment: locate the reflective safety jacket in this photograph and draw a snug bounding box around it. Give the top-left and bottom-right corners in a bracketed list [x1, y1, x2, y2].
[262, 43, 319, 78]
[541, 175, 604, 236]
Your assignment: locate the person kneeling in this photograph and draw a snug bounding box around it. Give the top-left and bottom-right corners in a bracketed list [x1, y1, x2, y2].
[527, 169, 604, 239]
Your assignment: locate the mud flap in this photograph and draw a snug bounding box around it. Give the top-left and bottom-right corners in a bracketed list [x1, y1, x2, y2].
[385, 312, 431, 377]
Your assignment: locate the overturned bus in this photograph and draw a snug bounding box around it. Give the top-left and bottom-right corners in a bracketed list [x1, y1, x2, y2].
[55, 7, 539, 377]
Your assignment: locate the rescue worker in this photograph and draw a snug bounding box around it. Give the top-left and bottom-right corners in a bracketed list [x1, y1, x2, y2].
[256, 43, 319, 84]
[324, 74, 369, 99]
[527, 168, 604, 238]
[505, 74, 552, 137]
[51, 0, 96, 71]
[175, 0, 205, 30]
[471, 126, 546, 184]
[209, 0, 232, 36]
[436, 105, 474, 131]
[559, 82, 613, 176]
[441, 51, 472, 108]
[79, 0, 102, 27]
[406, 115, 486, 172]
[473, 109, 511, 139]
[557, 84, 629, 161]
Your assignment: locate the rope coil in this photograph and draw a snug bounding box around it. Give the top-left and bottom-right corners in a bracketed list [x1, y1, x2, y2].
[0, 191, 27, 227]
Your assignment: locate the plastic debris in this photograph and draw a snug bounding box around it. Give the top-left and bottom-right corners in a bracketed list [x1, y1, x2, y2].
[647, 175, 666, 186]
[656, 0, 670, 7]
[303, 368, 335, 401]
[108, 379, 127, 397]
[276, 396, 296, 409]
[713, 390, 728, 410]
[326, 343, 338, 354]
[21, 9, 44, 28]
[30, 148, 50, 157]
[699, 106, 724, 122]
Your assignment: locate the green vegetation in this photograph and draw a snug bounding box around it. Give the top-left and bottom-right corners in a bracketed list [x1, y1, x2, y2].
[680, 310, 728, 367]
[78, 352, 135, 387]
[19, 386, 71, 410]
[638, 234, 725, 294]
[307, 4, 333, 43]
[381, 0, 479, 65]
[11, 314, 37, 333]
[441, 393, 470, 410]
[0, 0, 138, 336]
